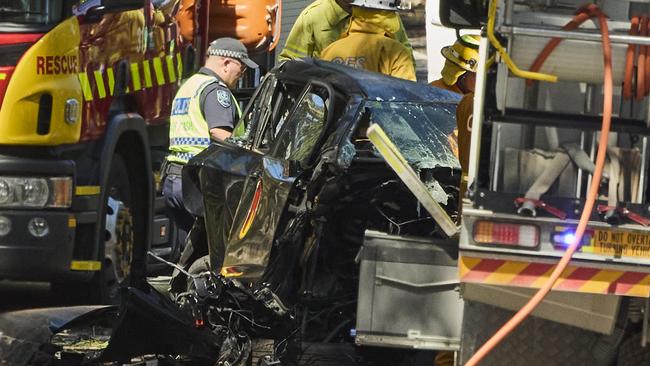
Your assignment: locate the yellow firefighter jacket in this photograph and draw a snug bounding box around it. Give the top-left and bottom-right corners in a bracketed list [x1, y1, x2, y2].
[279, 0, 413, 67]
[455, 92, 473, 172]
[319, 10, 416, 82]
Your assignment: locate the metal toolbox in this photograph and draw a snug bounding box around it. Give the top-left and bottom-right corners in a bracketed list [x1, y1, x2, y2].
[355, 230, 463, 351]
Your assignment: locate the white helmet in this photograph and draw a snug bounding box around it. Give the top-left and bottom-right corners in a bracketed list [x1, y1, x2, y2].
[349, 0, 410, 11]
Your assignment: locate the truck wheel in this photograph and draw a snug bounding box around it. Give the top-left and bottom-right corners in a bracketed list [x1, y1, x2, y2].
[459, 300, 611, 366]
[616, 331, 650, 365]
[96, 154, 135, 303]
[51, 154, 135, 305]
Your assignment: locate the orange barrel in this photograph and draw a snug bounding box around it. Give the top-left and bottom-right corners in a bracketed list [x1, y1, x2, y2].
[176, 0, 196, 43]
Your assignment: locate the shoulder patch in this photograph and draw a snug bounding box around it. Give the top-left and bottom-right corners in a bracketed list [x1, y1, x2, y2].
[217, 90, 231, 108]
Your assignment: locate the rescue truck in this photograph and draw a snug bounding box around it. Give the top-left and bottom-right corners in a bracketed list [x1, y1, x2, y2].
[0, 0, 280, 303]
[432, 0, 650, 364]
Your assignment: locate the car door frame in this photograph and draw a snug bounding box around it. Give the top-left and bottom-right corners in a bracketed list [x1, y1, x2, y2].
[220, 80, 336, 279]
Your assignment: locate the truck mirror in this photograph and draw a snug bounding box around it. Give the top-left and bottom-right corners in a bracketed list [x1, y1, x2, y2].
[438, 0, 487, 29]
[102, 0, 144, 11]
[84, 0, 144, 23]
[84, 5, 106, 23]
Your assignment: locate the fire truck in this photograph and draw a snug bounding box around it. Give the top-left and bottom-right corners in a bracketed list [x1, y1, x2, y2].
[432, 0, 650, 364]
[0, 0, 280, 304]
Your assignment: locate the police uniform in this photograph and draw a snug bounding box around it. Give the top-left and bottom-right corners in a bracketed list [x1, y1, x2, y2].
[319, 7, 416, 81]
[279, 0, 413, 67]
[164, 66, 239, 205]
[165, 37, 257, 294]
[162, 67, 240, 260]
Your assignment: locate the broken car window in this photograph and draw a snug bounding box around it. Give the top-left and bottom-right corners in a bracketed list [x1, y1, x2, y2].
[231, 76, 276, 142]
[271, 90, 327, 165]
[366, 101, 460, 171]
[255, 81, 305, 152]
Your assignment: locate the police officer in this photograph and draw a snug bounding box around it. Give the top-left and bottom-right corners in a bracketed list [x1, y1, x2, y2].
[431, 34, 480, 95]
[163, 37, 258, 292]
[279, 0, 413, 68]
[319, 0, 416, 81]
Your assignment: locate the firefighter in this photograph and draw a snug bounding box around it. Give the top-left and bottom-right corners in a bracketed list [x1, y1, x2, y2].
[279, 0, 413, 67]
[430, 34, 479, 95]
[164, 37, 258, 292]
[319, 0, 416, 81]
[433, 35, 482, 174]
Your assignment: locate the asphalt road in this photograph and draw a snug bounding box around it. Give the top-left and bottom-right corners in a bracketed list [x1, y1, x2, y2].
[0, 278, 442, 366]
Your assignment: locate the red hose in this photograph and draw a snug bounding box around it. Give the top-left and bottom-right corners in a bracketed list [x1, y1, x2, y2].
[623, 16, 639, 100]
[465, 4, 613, 365]
[637, 16, 648, 100]
[637, 16, 650, 99]
[526, 9, 594, 87]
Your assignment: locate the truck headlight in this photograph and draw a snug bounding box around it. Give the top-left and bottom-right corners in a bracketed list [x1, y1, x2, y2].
[23, 179, 49, 206]
[0, 180, 10, 205]
[0, 177, 72, 208]
[0, 215, 11, 236]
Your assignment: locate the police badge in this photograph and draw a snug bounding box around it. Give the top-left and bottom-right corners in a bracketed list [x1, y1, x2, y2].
[217, 90, 232, 108]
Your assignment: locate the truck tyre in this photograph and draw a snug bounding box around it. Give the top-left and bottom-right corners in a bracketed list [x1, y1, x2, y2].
[459, 300, 611, 366]
[51, 154, 135, 305]
[616, 331, 650, 365]
[94, 154, 135, 303]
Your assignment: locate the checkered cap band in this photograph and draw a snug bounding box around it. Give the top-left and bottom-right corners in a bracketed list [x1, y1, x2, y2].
[208, 48, 247, 60]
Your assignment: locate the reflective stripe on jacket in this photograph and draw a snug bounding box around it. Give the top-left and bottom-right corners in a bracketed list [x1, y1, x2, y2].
[319, 16, 416, 81]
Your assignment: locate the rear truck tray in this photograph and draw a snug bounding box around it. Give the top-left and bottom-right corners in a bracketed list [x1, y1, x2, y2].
[355, 230, 462, 351]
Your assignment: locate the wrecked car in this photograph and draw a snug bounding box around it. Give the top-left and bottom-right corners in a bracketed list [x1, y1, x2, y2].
[180, 59, 465, 363]
[0, 60, 464, 365]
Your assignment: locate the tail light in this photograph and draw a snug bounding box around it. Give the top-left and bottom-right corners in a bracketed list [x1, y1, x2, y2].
[473, 221, 540, 248]
[221, 266, 244, 278]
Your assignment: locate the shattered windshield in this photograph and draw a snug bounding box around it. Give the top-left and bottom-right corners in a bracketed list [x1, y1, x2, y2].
[0, 1, 64, 25]
[366, 101, 460, 170]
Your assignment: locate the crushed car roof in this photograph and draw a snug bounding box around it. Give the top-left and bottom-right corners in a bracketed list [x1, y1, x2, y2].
[277, 59, 462, 104]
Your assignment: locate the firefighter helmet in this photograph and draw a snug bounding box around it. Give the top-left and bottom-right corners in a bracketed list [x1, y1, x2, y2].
[441, 34, 480, 73]
[349, 0, 408, 11]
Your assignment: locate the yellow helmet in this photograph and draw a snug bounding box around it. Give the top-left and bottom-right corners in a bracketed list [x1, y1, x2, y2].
[441, 34, 480, 73]
[439, 35, 479, 86]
